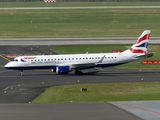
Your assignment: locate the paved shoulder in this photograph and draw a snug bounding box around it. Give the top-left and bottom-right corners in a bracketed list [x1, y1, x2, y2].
[111, 101, 160, 120]
[0, 103, 143, 120]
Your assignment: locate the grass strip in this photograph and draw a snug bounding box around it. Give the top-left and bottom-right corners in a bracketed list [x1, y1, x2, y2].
[51, 44, 160, 70]
[0, 8, 160, 38]
[32, 81, 160, 103]
[1, 2, 160, 7]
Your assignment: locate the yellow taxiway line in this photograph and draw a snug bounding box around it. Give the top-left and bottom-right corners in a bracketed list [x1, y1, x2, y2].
[0, 54, 10, 62]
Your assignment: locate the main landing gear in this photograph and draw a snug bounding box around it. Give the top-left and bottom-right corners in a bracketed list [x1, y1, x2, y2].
[19, 70, 24, 76]
[75, 70, 83, 75]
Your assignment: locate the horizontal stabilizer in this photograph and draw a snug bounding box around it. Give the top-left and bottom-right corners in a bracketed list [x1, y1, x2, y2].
[135, 53, 154, 59]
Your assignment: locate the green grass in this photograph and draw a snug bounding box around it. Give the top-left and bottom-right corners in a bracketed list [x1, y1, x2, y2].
[51, 44, 127, 54]
[51, 44, 160, 70]
[32, 82, 160, 103]
[1, 2, 160, 7]
[0, 8, 160, 38]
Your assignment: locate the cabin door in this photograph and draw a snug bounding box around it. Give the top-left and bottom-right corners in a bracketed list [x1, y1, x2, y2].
[118, 53, 123, 63]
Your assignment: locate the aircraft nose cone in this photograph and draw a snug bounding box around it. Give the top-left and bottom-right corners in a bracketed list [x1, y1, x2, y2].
[4, 64, 8, 69]
[4, 63, 10, 69]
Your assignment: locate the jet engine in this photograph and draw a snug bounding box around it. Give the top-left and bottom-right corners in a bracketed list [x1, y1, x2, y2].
[51, 66, 56, 72]
[56, 66, 71, 74]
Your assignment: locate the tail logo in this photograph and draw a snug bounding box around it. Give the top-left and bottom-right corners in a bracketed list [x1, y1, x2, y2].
[130, 30, 150, 54]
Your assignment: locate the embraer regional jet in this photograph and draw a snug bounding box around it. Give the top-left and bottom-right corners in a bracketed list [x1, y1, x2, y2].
[4, 30, 153, 76]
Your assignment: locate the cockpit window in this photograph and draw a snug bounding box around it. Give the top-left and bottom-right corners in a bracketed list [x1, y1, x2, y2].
[14, 59, 18, 62]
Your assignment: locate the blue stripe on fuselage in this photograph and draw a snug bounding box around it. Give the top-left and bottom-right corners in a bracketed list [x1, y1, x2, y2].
[4, 63, 124, 70]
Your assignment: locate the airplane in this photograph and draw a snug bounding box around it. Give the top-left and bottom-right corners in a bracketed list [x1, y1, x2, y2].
[4, 30, 153, 76]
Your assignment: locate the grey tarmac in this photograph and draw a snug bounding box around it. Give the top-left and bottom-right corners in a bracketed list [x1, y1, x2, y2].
[0, 38, 160, 45]
[0, 103, 143, 120]
[111, 101, 160, 120]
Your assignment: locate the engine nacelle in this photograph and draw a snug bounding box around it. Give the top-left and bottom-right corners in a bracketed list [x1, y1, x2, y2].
[51, 69, 56, 72]
[51, 66, 56, 72]
[56, 66, 71, 74]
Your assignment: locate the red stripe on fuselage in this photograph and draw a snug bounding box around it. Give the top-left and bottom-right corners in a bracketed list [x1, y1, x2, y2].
[23, 57, 37, 59]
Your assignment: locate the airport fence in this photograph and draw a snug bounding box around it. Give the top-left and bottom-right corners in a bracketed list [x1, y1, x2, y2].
[0, 0, 160, 2]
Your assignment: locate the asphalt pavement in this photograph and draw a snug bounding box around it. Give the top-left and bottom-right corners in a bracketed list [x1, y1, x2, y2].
[0, 38, 160, 45]
[0, 103, 143, 120]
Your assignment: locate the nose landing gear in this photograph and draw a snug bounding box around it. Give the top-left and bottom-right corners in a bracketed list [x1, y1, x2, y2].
[19, 70, 24, 76]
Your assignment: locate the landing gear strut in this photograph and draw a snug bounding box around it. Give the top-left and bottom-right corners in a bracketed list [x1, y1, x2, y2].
[75, 70, 83, 75]
[19, 70, 24, 76]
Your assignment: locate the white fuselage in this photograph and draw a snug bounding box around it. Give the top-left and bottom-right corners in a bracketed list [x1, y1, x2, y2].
[4, 49, 140, 71]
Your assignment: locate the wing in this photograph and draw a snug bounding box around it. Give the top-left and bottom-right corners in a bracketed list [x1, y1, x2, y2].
[56, 55, 106, 70]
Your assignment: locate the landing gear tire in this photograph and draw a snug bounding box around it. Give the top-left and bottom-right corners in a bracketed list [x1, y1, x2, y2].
[75, 70, 83, 75]
[78, 71, 83, 75]
[20, 73, 23, 76]
[75, 71, 78, 75]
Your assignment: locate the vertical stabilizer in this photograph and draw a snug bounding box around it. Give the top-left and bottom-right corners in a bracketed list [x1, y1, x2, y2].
[129, 30, 151, 55]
